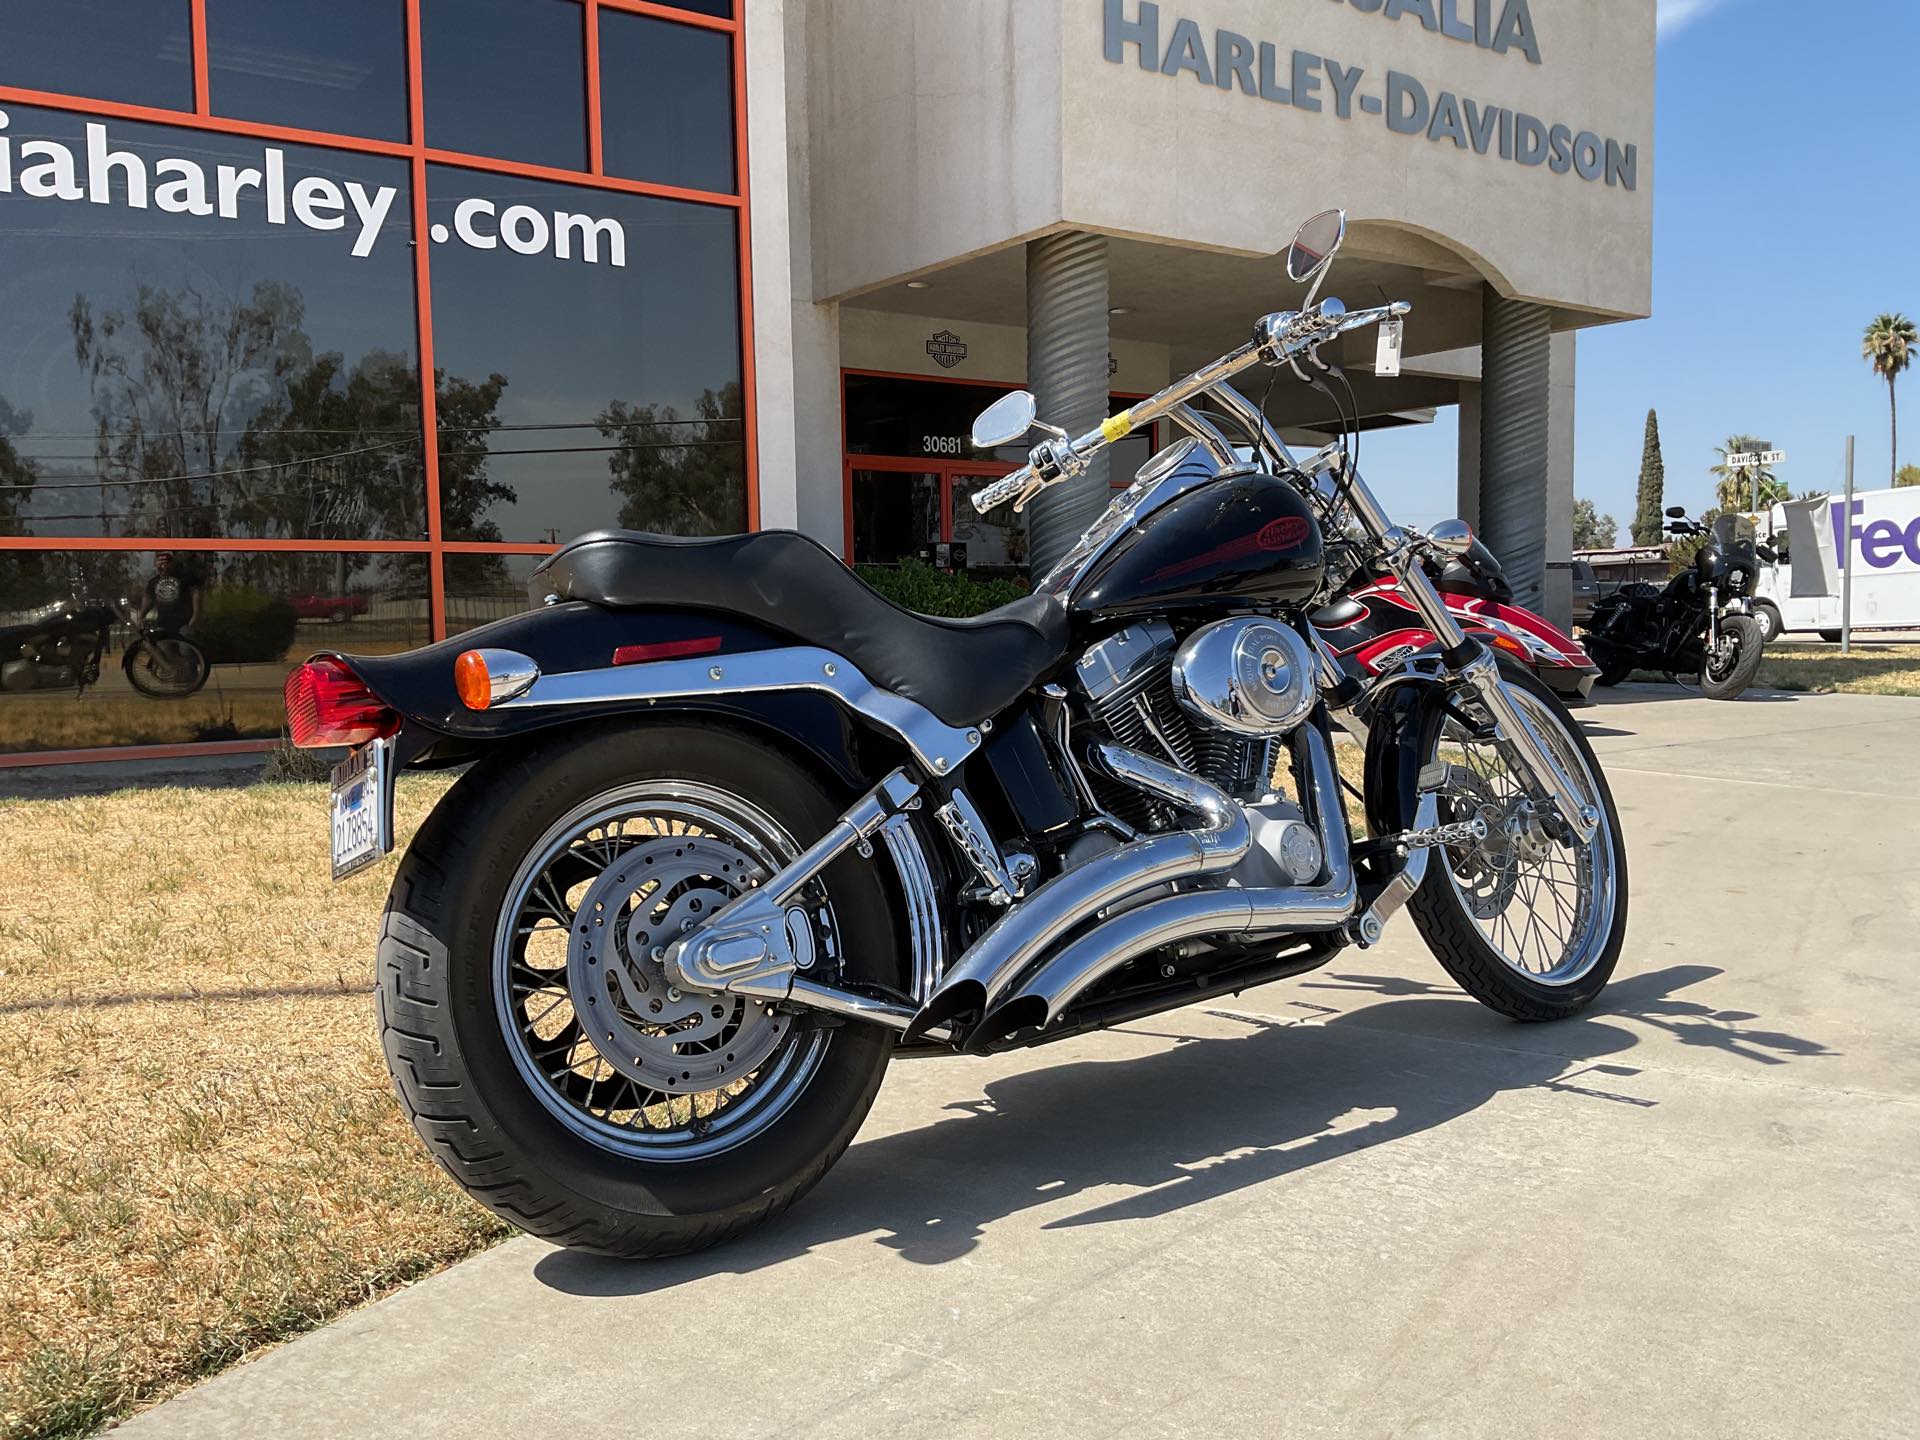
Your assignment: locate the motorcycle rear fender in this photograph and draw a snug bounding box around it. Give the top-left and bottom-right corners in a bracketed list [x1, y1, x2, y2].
[320, 602, 895, 791]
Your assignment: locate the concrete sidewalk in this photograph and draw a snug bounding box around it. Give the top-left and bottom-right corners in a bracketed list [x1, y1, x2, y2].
[118, 687, 1920, 1440]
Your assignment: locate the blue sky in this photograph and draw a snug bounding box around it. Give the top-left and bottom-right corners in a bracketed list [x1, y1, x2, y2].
[1359, 0, 1920, 541]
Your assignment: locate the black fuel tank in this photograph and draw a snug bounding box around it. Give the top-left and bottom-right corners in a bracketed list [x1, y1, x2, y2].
[1069, 469, 1326, 619]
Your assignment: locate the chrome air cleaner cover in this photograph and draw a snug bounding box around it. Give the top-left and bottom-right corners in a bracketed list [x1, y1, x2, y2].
[1170, 618, 1318, 737]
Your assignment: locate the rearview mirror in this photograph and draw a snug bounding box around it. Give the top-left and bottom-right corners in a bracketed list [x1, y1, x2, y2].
[971, 391, 1037, 451]
[1427, 519, 1474, 559]
[1665, 505, 1687, 519]
[1286, 209, 1346, 284]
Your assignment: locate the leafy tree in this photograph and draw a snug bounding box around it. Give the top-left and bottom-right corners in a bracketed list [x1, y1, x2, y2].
[1572, 497, 1618, 550]
[1711, 435, 1788, 513]
[1631, 408, 1665, 545]
[0, 396, 54, 609]
[1796, 488, 1830, 501]
[597, 382, 747, 536]
[1863, 313, 1916, 485]
[1896, 464, 1920, 489]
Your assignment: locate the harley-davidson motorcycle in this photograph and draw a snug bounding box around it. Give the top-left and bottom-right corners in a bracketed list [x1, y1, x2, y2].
[1316, 535, 1600, 702]
[288, 211, 1627, 1257]
[1582, 506, 1772, 700]
[0, 596, 208, 697]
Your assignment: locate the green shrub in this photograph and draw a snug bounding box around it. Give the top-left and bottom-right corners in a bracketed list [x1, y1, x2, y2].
[191, 588, 299, 664]
[856, 560, 1028, 618]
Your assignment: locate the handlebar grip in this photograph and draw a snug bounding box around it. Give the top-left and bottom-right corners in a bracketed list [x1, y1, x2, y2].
[971, 470, 1033, 514]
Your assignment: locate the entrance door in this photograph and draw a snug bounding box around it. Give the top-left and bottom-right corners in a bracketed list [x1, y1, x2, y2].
[844, 459, 1023, 573]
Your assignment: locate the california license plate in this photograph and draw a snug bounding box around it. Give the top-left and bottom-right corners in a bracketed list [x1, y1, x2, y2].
[330, 737, 393, 881]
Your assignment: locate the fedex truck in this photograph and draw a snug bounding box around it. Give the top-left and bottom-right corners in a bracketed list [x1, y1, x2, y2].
[1752, 487, 1920, 640]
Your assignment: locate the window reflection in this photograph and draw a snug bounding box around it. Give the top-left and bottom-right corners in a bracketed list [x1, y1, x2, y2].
[0, 107, 422, 543]
[442, 552, 547, 634]
[207, 0, 409, 142]
[599, 12, 735, 194]
[0, 1, 194, 112]
[421, 0, 586, 169]
[850, 471, 939, 566]
[0, 549, 428, 754]
[425, 166, 745, 543]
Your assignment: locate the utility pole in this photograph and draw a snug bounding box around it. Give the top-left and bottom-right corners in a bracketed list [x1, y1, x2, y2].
[1842, 435, 1855, 655]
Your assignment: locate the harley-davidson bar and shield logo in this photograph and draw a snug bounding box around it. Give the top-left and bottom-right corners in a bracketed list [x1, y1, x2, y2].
[926, 329, 968, 369]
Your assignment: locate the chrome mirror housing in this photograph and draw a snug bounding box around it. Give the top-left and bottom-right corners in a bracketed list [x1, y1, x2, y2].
[971, 391, 1038, 451]
[1286, 209, 1346, 284]
[1427, 519, 1475, 559]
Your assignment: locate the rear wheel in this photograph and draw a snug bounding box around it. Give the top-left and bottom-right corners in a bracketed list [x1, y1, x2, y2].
[1411, 664, 1628, 1020]
[377, 723, 898, 1258]
[1700, 614, 1765, 700]
[1754, 604, 1783, 643]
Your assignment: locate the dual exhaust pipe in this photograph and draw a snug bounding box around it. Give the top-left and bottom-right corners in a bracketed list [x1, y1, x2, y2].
[904, 725, 1357, 1051]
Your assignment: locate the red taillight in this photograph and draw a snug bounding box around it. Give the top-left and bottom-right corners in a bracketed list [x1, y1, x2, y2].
[283, 658, 398, 749]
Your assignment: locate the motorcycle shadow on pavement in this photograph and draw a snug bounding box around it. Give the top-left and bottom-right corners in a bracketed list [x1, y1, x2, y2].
[534, 963, 1831, 1296]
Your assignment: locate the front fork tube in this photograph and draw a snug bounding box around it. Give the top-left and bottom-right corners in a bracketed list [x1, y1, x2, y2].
[1336, 461, 1598, 848]
[1706, 586, 1719, 651]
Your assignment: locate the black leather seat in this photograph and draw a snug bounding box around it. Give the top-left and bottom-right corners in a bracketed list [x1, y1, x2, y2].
[531, 530, 1070, 728]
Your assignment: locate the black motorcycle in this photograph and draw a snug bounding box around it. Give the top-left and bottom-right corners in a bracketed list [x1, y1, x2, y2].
[285, 209, 1628, 1259]
[1582, 506, 1775, 700]
[0, 596, 208, 698]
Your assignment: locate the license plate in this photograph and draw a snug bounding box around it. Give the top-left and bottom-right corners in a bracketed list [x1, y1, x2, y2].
[330, 738, 394, 881]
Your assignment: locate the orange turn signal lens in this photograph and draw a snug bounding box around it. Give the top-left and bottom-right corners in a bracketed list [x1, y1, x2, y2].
[454, 649, 492, 710]
[1486, 632, 1529, 658]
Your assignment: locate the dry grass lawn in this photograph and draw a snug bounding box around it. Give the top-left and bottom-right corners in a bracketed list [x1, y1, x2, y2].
[1757, 643, 1920, 696]
[0, 770, 505, 1440]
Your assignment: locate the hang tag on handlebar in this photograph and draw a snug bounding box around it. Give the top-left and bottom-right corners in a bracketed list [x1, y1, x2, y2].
[1375, 318, 1404, 378]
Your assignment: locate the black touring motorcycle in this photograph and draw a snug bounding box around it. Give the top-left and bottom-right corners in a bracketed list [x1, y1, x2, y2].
[0, 596, 208, 697]
[1582, 506, 1774, 700]
[290, 211, 1628, 1257]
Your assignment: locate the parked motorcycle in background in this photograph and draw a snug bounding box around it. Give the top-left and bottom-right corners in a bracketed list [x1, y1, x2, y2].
[284, 208, 1629, 1259]
[1582, 506, 1773, 700]
[0, 595, 207, 698]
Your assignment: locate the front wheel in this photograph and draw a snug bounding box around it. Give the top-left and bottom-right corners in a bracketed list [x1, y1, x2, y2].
[1700, 614, 1765, 699]
[377, 722, 899, 1258]
[1412, 664, 1629, 1020]
[123, 636, 208, 697]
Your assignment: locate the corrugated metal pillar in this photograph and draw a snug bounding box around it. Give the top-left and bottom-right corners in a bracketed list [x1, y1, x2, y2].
[1478, 289, 1552, 612]
[1025, 231, 1111, 579]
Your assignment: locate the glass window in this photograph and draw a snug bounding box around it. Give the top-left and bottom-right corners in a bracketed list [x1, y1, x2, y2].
[844, 374, 1148, 464]
[207, 0, 409, 142]
[0, 549, 428, 755]
[425, 166, 744, 544]
[644, 0, 732, 17]
[422, 0, 586, 170]
[0, 1, 194, 112]
[849, 470, 938, 566]
[599, 12, 735, 194]
[443, 552, 548, 634]
[0, 107, 422, 543]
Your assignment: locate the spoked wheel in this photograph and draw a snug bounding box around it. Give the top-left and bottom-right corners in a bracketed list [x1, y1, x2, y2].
[123, 637, 208, 698]
[1410, 664, 1629, 1019]
[378, 723, 899, 1257]
[497, 782, 835, 1160]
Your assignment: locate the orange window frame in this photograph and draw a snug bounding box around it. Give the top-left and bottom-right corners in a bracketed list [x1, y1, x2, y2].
[0, 0, 757, 644]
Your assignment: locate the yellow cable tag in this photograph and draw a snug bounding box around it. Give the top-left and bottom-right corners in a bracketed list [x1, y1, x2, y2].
[1100, 411, 1135, 443]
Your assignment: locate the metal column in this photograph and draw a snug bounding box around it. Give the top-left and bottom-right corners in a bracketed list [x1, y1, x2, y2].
[1477, 290, 1553, 612]
[1025, 231, 1111, 579]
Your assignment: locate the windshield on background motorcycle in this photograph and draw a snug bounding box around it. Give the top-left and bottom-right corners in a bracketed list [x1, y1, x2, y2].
[1711, 514, 1758, 561]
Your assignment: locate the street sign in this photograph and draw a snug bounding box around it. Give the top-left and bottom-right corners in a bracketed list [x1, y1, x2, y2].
[1725, 450, 1786, 468]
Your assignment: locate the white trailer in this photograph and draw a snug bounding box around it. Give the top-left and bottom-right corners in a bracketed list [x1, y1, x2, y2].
[1753, 487, 1920, 639]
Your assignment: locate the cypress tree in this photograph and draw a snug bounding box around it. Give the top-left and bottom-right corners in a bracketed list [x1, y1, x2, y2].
[1631, 408, 1665, 546]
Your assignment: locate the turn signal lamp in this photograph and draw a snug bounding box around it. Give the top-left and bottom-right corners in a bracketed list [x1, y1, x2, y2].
[453, 648, 541, 710]
[283, 658, 398, 749]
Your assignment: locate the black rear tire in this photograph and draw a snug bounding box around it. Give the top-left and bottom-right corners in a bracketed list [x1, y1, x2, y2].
[377, 722, 898, 1258]
[1700, 615, 1765, 700]
[1819, 628, 1842, 643]
[1406, 664, 1629, 1021]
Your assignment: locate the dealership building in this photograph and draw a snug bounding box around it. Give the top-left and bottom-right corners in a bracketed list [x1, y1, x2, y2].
[0, 0, 1653, 763]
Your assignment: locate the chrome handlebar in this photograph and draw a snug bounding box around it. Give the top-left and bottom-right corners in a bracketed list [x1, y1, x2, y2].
[970, 298, 1409, 515]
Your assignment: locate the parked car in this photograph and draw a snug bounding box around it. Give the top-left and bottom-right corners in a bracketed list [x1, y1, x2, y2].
[290, 593, 369, 622]
[1570, 557, 1599, 625]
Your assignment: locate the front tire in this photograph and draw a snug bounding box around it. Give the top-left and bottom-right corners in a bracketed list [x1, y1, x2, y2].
[1700, 614, 1765, 699]
[377, 722, 898, 1258]
[1410, 664, 1629, 1020]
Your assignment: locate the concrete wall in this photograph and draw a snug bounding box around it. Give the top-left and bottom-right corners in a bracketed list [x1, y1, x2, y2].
[806, 0, 1654, 318]
[840, 309, 1172, 394]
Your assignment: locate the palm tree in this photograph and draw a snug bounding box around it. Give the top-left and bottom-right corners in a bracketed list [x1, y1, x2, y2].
[1864, 313, 1916, 485]
[1711, 434, 1786, 513]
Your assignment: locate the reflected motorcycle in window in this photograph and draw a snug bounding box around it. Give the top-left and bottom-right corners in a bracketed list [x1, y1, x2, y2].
[0, 596, 207, 699]
[283, 208, 1629, 1260]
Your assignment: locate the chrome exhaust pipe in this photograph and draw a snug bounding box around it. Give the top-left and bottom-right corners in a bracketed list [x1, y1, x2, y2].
[901, 744, 1249, 1041]
[966, 725, 1357, 1051]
